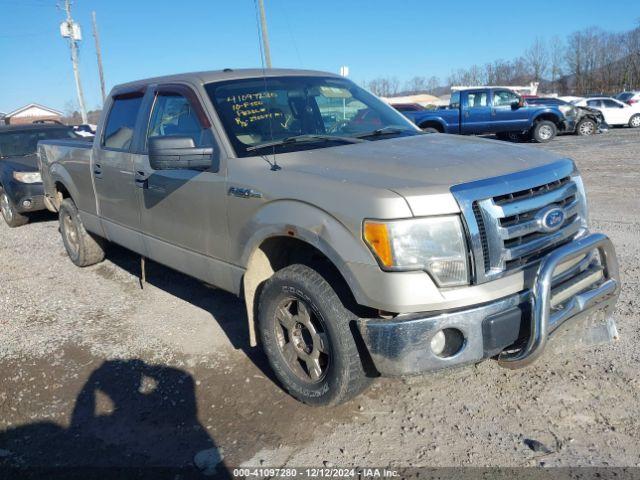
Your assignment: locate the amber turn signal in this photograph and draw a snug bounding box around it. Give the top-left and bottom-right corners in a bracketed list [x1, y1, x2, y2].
[363, 221, 394, 267]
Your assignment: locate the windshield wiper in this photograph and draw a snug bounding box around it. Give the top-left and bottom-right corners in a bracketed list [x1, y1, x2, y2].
[353, 126, 418, 139]
[246, 134, 364, 152]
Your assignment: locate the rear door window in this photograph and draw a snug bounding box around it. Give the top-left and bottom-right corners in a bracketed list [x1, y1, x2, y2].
[586, 100, 602, 108]
[467, 92, 488, 108]
[103, 96, 144, 150]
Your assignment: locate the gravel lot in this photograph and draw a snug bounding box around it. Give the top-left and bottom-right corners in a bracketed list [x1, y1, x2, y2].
[1, 128, 639, 475]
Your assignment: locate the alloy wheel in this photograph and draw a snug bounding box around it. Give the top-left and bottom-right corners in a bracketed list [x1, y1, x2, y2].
[62, 211, 80, 256]
[274, 297, 330, 383]
[0, 193, 13, 222]
[579, 121, 595, 135]
[539, 125, 553, 140]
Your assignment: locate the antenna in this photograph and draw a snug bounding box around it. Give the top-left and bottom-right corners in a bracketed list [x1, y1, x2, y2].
[253, 0, 280, 171]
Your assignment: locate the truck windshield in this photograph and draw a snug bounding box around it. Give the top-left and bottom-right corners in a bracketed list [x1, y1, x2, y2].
[0, 128, 77, 158]
[205, 76, 419, 157]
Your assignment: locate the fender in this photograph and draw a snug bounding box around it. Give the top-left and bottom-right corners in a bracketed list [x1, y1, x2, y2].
[239, 200, 378, 345]
[531, 108, 563, 124]
[48, 162, 81, 209]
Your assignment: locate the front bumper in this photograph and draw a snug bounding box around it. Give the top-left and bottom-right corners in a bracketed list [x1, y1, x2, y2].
[357, 233, 620, 376]
[5, 181, 45, 213]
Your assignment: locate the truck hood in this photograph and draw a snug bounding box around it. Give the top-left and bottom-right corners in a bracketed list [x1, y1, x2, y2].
[277, 134, 568, 215]
[0, 154, 39, 172]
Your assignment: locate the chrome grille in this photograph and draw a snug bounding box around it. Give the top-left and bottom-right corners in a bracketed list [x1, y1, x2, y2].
[451, 159, 586, 284]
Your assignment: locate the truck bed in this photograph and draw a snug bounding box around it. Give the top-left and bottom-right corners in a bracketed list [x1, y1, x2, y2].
[38, 138, 96, 216]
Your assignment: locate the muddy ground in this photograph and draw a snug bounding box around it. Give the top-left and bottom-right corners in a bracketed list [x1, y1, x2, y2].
[0, 128, 639, 475]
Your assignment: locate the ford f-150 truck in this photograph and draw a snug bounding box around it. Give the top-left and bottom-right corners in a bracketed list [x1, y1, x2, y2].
[402, 87, 570, 143]
[38, 69, 620, 406]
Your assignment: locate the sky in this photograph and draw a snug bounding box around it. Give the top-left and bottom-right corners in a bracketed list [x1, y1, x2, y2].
[0, 0, 638, 114]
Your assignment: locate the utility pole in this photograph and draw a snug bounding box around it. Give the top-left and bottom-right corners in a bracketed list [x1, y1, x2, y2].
[91, 11, 106, 105]
[61, 0, 88, 123]
[257, 0, 272, 68]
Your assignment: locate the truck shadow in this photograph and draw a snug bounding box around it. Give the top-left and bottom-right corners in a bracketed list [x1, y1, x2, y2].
[103, 243, 279, 385]
[0, 359, 231, 478]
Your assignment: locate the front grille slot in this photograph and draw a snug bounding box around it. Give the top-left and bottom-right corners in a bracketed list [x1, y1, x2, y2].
[471, 175, 583, 280]
[472, 202, 490, 272]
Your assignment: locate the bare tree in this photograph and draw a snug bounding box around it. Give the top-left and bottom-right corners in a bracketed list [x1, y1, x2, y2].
[404, 76, 428, 93]
[549, 35, 565, 91]
[425, 76, 440, 93]
[524, 37, 548, 81]
[367, 77, 400, 97]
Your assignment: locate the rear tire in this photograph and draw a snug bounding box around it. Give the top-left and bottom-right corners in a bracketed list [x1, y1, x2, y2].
[59, 198, 105, 267]
[532, 120, 557, 143]
[258, 264, 371, 406]
[0, 187, 29, 228]
[629, 114, 640, 128]
[576, 118, 596, 136]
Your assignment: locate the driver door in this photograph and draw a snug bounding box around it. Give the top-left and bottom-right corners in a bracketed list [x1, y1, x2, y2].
[132, 84, 229, 278]
[491, 90, 529, 131]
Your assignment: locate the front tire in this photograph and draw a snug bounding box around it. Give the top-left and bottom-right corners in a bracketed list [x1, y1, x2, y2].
[0, 187, 28, 228]
[629, 114, 640, 128]
[576, 118, 596, 136]
[421, 127, 440, 134]
[532, 120, 557, 143]
[258, 264, 371, 406]
[59, 198, 105, 267]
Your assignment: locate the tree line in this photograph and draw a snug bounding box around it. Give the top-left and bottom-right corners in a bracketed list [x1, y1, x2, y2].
[365, 22, 640, 97]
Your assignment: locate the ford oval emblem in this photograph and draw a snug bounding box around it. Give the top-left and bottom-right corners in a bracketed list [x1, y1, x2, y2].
[541, 207, 565, 232]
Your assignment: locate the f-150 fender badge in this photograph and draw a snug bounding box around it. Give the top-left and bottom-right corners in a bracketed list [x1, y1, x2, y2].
[228, 186, 263, 199]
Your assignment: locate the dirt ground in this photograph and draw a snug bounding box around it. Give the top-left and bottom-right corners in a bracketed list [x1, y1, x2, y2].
[1, 128, 639, 476]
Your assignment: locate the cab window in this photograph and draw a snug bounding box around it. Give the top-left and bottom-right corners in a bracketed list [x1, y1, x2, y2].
[467, 92, 488, 108]
[493, 90, 519, 107]
[147, 93, 214, 147]
[103, 95, 144, 150]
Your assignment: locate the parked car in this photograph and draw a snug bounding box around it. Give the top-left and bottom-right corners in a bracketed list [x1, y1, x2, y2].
[573, 97, 640, 128]
[39, 69, 620, 405]
[0, 124, 81, 227]
[525, 97, 608, 136]
[401, 88, 569, 143]
[615, 91, 640, 106]
[73, 124, 97, 137]
[391, 103, 427, 112]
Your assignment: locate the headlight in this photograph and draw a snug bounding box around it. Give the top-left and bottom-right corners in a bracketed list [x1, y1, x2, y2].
[13, 171, 42, 184]
[363, 216, 469, 287]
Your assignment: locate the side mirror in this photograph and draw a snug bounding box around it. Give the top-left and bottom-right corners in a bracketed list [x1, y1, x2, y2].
[512, 97, 525, 109]
[148, 136, 215, 171]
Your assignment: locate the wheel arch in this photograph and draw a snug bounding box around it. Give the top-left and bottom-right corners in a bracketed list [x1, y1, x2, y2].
[48, 164, 79, 212]
[533, 111, 563, 127]
[240, 202, 376, 346]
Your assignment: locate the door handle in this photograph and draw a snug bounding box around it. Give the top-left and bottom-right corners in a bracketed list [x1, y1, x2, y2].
[94, 163, 103, 179]
[464, 111, 470, 118]
[134, 171, 148, 189]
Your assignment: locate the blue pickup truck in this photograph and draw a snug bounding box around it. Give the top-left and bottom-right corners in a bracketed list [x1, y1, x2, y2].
[399, 88, 571, 143]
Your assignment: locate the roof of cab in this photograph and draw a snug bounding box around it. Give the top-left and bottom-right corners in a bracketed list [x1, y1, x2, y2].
[112, 68, 341, 93]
